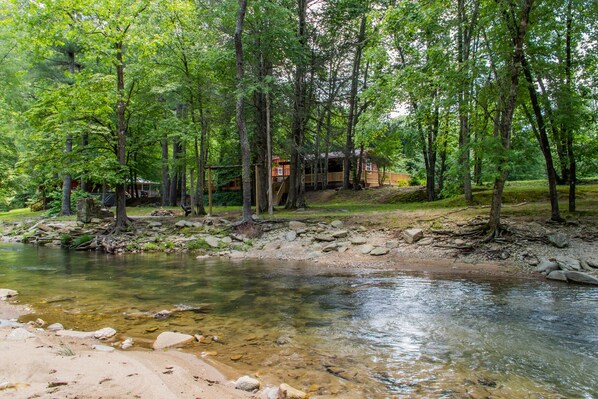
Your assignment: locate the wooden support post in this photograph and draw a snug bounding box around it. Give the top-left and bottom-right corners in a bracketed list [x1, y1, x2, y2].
[255, 164, 260, 216]
[208, 167, 213, 216]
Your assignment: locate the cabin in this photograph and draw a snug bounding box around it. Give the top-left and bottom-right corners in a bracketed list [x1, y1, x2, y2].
[272, 151, 409, 205]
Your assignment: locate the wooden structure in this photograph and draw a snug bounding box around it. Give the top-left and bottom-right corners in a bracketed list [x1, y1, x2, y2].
[271, 152, 409, 205]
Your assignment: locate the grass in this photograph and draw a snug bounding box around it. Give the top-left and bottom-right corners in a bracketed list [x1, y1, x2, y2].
[2, 181, 596, 228]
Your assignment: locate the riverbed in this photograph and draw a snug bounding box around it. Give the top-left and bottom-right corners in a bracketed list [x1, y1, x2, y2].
[1, 243, 597, 398]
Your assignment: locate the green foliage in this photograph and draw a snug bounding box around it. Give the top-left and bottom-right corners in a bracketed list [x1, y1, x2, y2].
[60, 234, 72, 247]
[187, 239, 212, 251]
[46, 189, 91, 217]
[71, 234, 92, 248]
[211, 191, 243, 206]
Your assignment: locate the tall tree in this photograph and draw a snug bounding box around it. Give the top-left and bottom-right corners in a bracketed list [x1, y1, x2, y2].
[486, 0, 534, 238]
[234, 0, 252, 222]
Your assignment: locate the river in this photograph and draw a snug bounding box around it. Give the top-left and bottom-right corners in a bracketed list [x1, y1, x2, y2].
[1, 243, 597, 398]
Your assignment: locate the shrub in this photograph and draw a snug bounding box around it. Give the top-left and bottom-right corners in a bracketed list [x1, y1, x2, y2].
[71, 234, 92, 248]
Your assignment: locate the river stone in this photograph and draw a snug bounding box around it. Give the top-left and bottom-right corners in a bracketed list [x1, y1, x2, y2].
[585, 258, 598, 268]
[547, 232, 569, 248]
[314, 234, 335, 242]
[322, 243, 339, 253]
[555, 256, 581, 271]
[332, 230, 349, 239]
[55, 330, 96, 339]
[204, 236, 220, 248]
[330, 220, 343, 228]
[154, 310, 173, 319]
[417, 237, 434, 246]
[286, 231, 297, 242]
[385, 240, 399, 249]
[564, 271, 598, 286]
[546, 270, 568, 282]
[359, 244, 374, 254]
[93, 344, 115, 352]
[370, 247, 390, 256]
[351, 237, 367, 245]
[263, 387, 280, 399]
[279, 383, 307, 399]
[289, 221, 306, 231]
[94, 327, 116, 340]
[235, 376, 260, 392]
[403, 228, 423, 244]
[153, 331, 194, 350]
[175, 220, 192, 228]
[47, 323, 64, 332]
[0, 289, 18, 300]
[580, 260, 593, 271]
[221, 236, 232, 244]
[6, 328, 36, 341]
[148, 222, 162, 228]
[535, 258, 560, 274]
[0, 320, 24, 328]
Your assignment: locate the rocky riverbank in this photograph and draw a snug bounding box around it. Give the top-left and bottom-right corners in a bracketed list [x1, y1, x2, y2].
[0, 290, 308, 399]
[2, 211, 598, 284]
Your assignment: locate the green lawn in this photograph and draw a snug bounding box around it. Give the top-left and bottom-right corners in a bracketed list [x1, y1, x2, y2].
[2, 181, 596, 224]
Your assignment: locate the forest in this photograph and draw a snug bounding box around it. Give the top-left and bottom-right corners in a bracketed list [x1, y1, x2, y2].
[0, 0, 596, 238]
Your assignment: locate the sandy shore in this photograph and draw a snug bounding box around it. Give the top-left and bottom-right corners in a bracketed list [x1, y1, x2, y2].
[0, 301, 255, 399]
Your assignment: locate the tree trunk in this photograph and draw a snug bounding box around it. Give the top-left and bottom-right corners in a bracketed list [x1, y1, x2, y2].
[161, 137, 169, 206]
[80, 133, 89, 192]
[457, 0, 477, 203]
[266, 92, 273, 214]
[286, 0, 308, 209]
[114, 40, 129, 230]
[60, 48, 77, 216]
[343, 14, 367, 190]
[522, 56, 563, 221]
[169, 139, 179, 206]
[234, 0, 252, 222]
[565, 0, 575, 212]
[486, 0, 534, 238]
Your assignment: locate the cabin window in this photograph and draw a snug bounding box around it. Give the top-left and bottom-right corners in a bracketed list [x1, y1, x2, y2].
[365, 161, 372, 171]
[277, 167, 284, 176]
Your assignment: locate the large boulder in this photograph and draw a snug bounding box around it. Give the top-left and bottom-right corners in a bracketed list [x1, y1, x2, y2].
[152, 331, 194, 350]
[563, 271, 598, 286]
[403, 228, 423, 244]
[235, 376, 260, 392]
[555, 257, 581, 271]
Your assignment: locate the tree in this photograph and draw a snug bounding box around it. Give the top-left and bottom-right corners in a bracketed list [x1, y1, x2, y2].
[485, 0, 535, 238]
[234, 0, 252, 222]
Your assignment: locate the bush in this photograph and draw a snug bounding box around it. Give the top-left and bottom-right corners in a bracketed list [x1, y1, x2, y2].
[60, 234, 72, 246]
[71, 234, 92, 248]
[46, 189, 92, 216]
[408, 176, 423, 186]
[211, 191, 243, 206]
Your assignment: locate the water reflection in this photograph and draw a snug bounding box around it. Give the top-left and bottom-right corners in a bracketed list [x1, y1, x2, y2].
[1, 243, 597, 398]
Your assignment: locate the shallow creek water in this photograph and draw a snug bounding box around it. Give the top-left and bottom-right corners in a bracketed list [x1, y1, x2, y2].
[1, 243, 597, 398]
